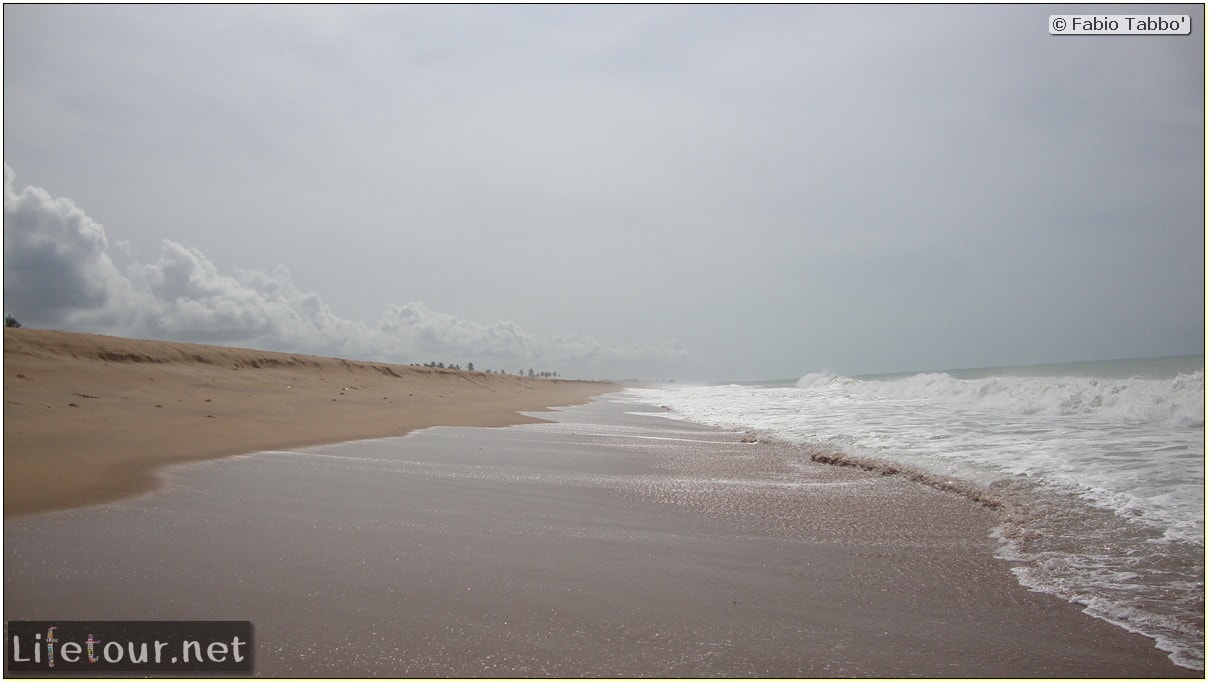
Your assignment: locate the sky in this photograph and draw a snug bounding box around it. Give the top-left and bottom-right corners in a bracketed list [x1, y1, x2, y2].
[3, 4, 1204, 381]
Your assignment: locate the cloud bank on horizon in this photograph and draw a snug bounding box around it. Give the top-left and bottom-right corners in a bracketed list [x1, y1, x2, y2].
[3, 5, 1203, 379]
[3, 165, 695, 378]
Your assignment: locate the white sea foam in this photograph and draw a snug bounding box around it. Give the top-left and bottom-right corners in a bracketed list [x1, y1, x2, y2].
[627, 356, 1205, 671]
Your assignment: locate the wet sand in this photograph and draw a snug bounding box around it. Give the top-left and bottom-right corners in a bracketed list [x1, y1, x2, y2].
[3, 328, 613, 517]
[3, 398, 1193, 677]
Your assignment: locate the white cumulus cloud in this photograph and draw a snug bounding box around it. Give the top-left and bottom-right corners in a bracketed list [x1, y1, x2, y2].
[3, 164, 700, 377]
[3, 164, 144, 329]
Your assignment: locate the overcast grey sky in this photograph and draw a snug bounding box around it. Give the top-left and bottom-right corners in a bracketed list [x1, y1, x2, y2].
[4, 4, 1204, 380]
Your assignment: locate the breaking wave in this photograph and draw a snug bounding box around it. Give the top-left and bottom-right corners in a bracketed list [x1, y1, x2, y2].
[631, 356, 1205, 671]
[797, 369, 1204, 428]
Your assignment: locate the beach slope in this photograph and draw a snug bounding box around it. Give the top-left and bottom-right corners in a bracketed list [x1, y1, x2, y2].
[3, 328, 614, 517]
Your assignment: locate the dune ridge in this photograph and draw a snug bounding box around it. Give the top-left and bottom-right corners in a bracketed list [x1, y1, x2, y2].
[3, 328, 616, 517]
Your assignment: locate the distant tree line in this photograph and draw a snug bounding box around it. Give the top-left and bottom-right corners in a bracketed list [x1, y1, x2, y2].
[413, 361, 559, 378]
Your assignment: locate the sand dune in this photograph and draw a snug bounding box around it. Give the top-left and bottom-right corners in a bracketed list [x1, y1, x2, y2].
[3, 328, 615, 517]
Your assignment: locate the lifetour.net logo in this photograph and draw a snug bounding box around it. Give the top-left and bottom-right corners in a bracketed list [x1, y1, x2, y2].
[5, 621, 252, 674]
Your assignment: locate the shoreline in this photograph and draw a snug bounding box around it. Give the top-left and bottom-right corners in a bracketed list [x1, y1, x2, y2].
[3, 328, 617, 518]
[5, 398, 1192, 676]
[4, 329, 1195, 675]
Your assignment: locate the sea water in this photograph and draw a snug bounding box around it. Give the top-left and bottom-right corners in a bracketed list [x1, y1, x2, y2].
[626, 356, 1205, 671]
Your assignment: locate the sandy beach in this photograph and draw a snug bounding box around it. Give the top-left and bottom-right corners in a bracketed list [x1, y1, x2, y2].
[3, 329, 1196, 676]
[5, 398, 1193, 677]
[3, 328, 613, 517]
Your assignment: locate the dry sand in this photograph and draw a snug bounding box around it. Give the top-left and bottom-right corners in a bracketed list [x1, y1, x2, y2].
[3, 328, 614, 517]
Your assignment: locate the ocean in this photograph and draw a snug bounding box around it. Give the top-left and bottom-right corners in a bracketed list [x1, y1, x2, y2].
[625, 355, 1205, 671]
